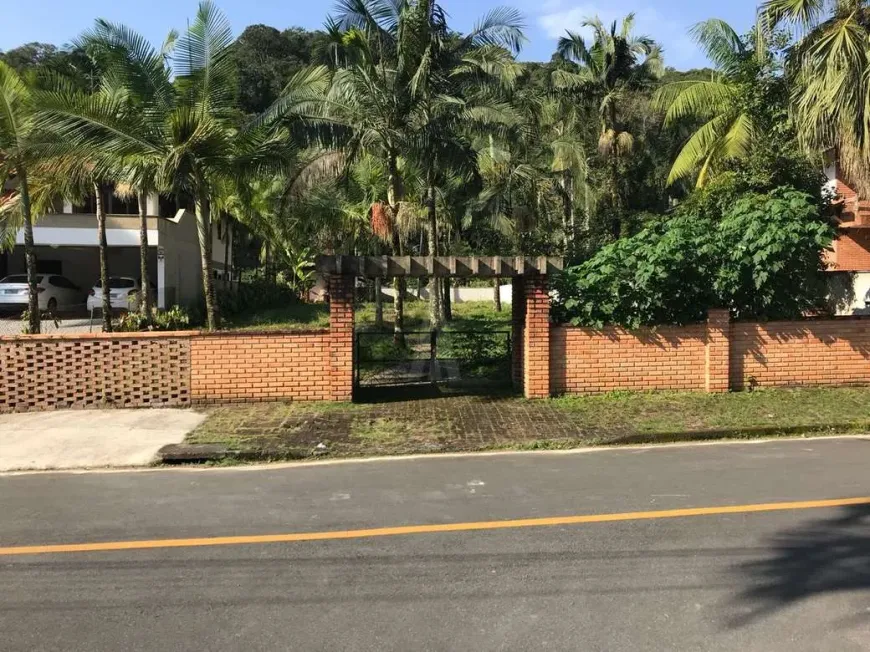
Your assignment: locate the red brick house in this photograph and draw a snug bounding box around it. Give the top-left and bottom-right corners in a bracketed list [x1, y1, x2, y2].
[825, 162, 870, 313]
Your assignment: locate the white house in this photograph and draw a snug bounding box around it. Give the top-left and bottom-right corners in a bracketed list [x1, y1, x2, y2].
[0, 187, 232, 309]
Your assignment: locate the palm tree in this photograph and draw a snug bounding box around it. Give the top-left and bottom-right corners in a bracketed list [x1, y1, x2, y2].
[322, 0, 525, 329]
[47, 157, 114, 331]
[761, 0, 870, 195]
[541, 97, 589, 243]
[74, 20, 178, 320]
[220, 150, 346, 294]
[37, 2, 296, 330]
[653, 20, 765, 187]
[0, 61, 41, 333]
[553, 13, 662, 235]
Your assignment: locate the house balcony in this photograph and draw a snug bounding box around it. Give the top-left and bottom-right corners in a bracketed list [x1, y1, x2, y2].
[16, 213, 162, 247]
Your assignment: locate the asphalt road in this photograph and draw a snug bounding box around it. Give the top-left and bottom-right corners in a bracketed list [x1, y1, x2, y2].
[3, 437, 870, 651]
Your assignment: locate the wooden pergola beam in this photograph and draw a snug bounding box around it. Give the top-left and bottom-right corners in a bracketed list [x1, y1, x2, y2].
[315, 256, 563, 278]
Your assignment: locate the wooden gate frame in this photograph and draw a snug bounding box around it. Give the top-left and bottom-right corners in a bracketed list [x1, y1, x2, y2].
[316, 256, 563, 400]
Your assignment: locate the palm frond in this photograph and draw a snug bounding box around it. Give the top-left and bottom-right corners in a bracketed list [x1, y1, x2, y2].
[666, 113, 731, 185]
[173, 0, 235, 112]
[467, 7, 527, 54]
[690, 19, 745, 74]
[77, 19, 175, 113]
[760, 0, 828, 33]
[655, 80, 734, 124]
[332, 0, 401, 34]
[556, 31, 590, 65]
[0, 60, 33, 154]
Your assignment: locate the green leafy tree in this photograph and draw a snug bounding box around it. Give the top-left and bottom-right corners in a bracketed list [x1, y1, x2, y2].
[556, 187, 835, 326]
[232, 25, 331, 114]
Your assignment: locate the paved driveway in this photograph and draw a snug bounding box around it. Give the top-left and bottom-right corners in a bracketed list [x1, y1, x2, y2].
[0, 409, 206, 471]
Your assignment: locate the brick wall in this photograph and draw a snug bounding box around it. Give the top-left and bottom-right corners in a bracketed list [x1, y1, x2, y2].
[551, 313, 870, 395]
[730, 319, 870, 390]
[551, 324, 709, 394]
[5, 308, 870, 413]
[828, 231, 870, 271]
[0, 329, 333, 412]
[189, 331, 331, 403]
[0, 332, 192, 412]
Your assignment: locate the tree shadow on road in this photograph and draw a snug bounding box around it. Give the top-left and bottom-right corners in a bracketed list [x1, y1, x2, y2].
[729, 503, 870, 628]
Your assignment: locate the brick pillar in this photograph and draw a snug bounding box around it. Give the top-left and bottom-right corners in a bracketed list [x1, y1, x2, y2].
[705, 308, 730, 393]
[523, 275, 550, 399]
[511, 277, 526, 391]
[329, 275, 355, 401]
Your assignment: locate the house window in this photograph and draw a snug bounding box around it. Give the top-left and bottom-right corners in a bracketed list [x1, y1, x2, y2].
[158, 194, 175, 218]
[36, 260, 63, 275]
[217, 219, 223, 241]
[46, 196, 64, 213]
[73, 194, 96, 214]
[106, 184, 137, 215]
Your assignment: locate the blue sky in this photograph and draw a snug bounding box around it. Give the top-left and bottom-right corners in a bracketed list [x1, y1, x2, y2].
[0, 0, 759, 70]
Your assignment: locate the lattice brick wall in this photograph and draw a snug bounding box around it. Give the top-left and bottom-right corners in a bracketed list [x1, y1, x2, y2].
[0, 333, 191, 412]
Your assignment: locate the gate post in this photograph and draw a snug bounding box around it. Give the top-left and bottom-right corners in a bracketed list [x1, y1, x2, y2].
[523, 274, 550, 399]
[329, 275, 355, 401]
[511, 277, 525, 392]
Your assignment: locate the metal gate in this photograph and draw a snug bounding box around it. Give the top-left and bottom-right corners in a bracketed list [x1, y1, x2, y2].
[355, 329, 512, 389]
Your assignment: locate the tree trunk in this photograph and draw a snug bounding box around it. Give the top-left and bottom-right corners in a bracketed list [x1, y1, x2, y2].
[610, 153, 621, 239]
[374, 277, 383, 329]
[393, 277, 404, 342]
[560, 170, 574, 248]
[583, 167, 591, 231]
[493, 277, 502, 312]
[426, 183, 442, 329]
[607, 102, 623, 239]
[195, 189, 220, 330]
[443, 277, 452, 321]
[137, 191, 153, 319]
[387, 151, 404, 342]
[94, 182, 113, 332]
[223, 218, 231, 290]
[19, 168, 39, 334]
[263, 240, 275, 284]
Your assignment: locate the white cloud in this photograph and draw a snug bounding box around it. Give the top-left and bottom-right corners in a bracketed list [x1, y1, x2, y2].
[536, 4, 702, 69]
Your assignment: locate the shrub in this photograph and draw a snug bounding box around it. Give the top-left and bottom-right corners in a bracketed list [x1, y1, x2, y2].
[555, 187, 835, 327]
[114, 305, 192, 332]
[218, 278, 300, 317]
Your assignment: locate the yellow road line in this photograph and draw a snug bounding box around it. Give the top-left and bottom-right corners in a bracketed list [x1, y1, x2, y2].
[3, 496, 869, 557]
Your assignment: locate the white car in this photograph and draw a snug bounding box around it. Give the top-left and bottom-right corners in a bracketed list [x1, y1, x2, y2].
[87, 277, 153, 313]
[0, 274, 84, 314]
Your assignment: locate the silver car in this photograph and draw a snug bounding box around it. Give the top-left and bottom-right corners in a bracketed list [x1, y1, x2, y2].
[87, 277, 154, 312]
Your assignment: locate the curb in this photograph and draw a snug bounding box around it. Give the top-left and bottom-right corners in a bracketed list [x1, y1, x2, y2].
[158, 422, 864, 465]
[158, 443, 310, 464]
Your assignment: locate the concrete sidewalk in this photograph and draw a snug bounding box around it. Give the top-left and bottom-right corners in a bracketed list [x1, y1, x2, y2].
[0, 409, 206, 471]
